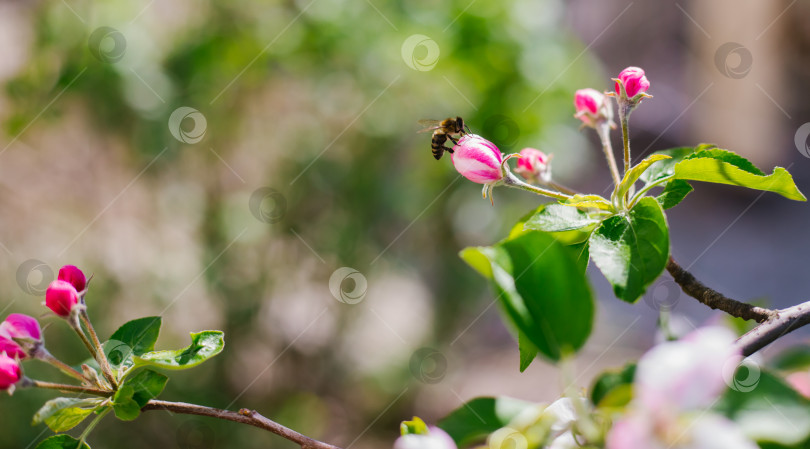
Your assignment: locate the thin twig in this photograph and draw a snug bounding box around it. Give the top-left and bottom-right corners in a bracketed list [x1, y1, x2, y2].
[595, 121, 621, 188]
[80, 311, 118, 388]
[735, 301, 810, 357]
[30, 380, 112, 397]
[666, 257, 776, 323]
[142, 400, 343, 449]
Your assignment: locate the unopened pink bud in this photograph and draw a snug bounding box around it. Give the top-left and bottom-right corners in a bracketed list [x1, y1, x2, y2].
[0, 339, 24, 360]
[451, 135, 504, 184]
[45, 280, 80, 318]
[0, 314, 42, 359]
[58, 265, 87, 293]
[0, 352, 21, 391]
[574, 88, 612, 128]
[615, 66, 650, 98]
[515, 148, 551, 183]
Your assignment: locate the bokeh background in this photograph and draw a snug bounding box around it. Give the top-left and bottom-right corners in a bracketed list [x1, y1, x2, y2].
[0, 0, 808, 447]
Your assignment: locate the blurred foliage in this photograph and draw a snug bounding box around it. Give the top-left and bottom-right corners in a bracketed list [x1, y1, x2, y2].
[0, 0, 603, 447]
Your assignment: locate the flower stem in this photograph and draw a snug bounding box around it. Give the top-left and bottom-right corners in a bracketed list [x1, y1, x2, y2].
[142, 400, 343, 449]
[79, 406, 111, 448]
[80, 311, 118, 389]
[503, 172, 572, 201]
[30, 380, 112, 397]
[619, 103, 631, 175]
[627, 175, 674, 207]
[34, 348, 87, 383]
[596, 122, 621, 188]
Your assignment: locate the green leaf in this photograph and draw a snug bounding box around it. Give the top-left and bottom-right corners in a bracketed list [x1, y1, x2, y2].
[673, 149, 806, 201]
[639, 145, 706, 184]
[615, 154, 672, 200]
[400, 416, 429, 436]
[35, 435, 91, 449]
[589, 197, 670, 303]
[106, 317, 162, 371]
[656, 179, 693, 209]
[113, 369, 168, 421]
[771, 346, 810, 372]
[590, 364, 635, 408]
[461, 231, 594, 361]
[134, 331, 224, 370]
[716, 370, 810, 445]
[438, 397, 535, 447]
[564, 194, 614, 211]
[524, 204, 602, 233]
[518, 331, 539, 372]
[33, 398, 102, 432]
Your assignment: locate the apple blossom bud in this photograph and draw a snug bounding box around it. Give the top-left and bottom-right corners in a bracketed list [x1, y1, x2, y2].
[45, 280, 81, 318]
[574, 88, 613, 128]
[451, 134, 504, 184]
[0, 352, 21, 391]
[0, 314, 42, 359]
[514, 148, 551, 183]
[394, 426, 457, 449]
[58, 265, 87, 293]
[614, 66, 650, 98]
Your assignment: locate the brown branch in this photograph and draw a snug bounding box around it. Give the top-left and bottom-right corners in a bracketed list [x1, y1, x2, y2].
[666, 257, 777, 323]
[735, 301, 810, 357]
[142, 400, 343, 449]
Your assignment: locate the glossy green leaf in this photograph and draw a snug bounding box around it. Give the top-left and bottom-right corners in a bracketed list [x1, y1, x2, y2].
[590, 364, 635, 407]
[524, 204, 602, 233]
[518, 331, 539, 372]
[673, 149, 806, 201]
[639, 145, 708, 184]
[33, 398, 102, 432]
[656, 179, 693, 209]
[113, 369, 168, 421]
[589, 197, 670, 303]
[134, 331, 224, 370]
[438, 396, 535, 447]
[106, 317, 162, 372]
[615, 154, 672, 200]
[564, 194, 614, 211]
[716, 370, 810, 445]
[35, 435, 91, 449]
[461, 231, 594, 361]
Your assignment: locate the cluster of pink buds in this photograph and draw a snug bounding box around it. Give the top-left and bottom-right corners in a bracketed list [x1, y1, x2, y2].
[0, 265, 89, 394]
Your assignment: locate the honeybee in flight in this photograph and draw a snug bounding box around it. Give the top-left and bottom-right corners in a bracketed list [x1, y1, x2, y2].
[417, 116, 468, 160]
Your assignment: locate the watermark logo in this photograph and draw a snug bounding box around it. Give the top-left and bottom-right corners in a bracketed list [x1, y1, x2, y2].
[714, 42, 753, 79]
[401, 34, 440, 72]
[16, 259, 53, 296]
[329, 267, 367, 304]
[168, 107, 207, 144]
[643, 279, 681, 312]
[248, 187, 287, 224]
[409, 347, 447, 384]
[723, 355, 761, 392]
[88, 26, 127, 63]
[176, 419, 215, 449]
[484, 115, 520, 148]
[794, 123, 810, 158]
[488, 427, 528, 449]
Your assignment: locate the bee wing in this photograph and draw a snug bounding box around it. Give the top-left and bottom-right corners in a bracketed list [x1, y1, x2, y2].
[417, 119, 442, 133]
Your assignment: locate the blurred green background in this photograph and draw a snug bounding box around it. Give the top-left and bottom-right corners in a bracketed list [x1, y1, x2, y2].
[0, 0, 808, 448]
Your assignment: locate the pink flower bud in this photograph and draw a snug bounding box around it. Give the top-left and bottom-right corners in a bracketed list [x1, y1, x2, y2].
[451, 134, 504, 184]
[614, 66, 650, 98]
[45, 280, 81, 318]
[0, 352, 21, 391]
[515, 148, 551, 183]
[58, 265, 87, 293]
[0, 314, 42, 359]
[574, 88, 612, 128]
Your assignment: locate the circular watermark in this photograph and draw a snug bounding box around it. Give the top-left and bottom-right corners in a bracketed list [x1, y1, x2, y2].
[401, 34, 440, 72]
[329, 267, 367, 304]
[16, 259, 53, 296]
[88, 26, 127, 63]
[643, 280, 681, 312]
[714, 42, 753, 79]
[794, 122, 810, 158]
[723, 355, 761, 392]
[484, 115, 520, 148]
[248, 187, 287, 224]
[168, 107, 207, 144]
[103, 340, 134, 368]
[488, 427, 528, 449]
[409, 347, 447, 384]
[176, 419, 215, 449]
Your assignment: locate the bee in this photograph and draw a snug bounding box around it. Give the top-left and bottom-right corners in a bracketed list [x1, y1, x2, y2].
[417, 117, 468, 160]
